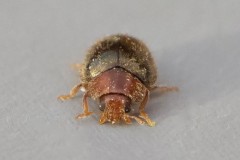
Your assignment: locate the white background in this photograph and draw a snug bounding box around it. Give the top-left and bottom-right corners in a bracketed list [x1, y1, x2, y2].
[1, 0, 240, 160]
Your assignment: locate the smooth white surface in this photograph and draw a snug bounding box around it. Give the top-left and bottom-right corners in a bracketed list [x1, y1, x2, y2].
[1, 1, 240, 160]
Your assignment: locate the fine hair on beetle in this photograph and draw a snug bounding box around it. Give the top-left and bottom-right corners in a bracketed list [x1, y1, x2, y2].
[58, 34, 178, 126]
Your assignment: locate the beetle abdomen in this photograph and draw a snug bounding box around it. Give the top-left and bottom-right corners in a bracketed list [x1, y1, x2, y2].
[80, 34, 157, 87]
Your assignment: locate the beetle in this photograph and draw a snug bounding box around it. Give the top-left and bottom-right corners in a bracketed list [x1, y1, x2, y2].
[58, 34, 178, 126]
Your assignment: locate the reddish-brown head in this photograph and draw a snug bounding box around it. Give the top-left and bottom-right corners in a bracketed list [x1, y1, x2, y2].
[99, 94, 131, 124]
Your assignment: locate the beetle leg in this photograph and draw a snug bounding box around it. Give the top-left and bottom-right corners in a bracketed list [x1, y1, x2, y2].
[128, 115, 145, 125]
[150, 85, 179, 93]
[122, 114, 145, 125]
[139, 112, 155, 127]
[122, 114, 132, 124]
[139, 90, 156, 127]
[58, 83, 86, 101]
[99, 113, 108, 124]
[71, 63, 82, 72]
[76, 92, 93, 119]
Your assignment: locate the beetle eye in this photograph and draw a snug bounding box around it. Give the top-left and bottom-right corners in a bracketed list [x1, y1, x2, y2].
[99, 102, 105, 111]
[125, 106, 131, 113]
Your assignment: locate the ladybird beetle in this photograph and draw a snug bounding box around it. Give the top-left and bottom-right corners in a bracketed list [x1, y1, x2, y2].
[58, 34, 178, 126]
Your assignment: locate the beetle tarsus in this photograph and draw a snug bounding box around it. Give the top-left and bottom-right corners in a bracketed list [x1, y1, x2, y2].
[129, 115, 145, 125]
[99, 113, 108, 124]
[138, 90, 156, 127]
[57, 83, 84, 101]
[123, 114, 145, 125]
[71, 63, 82, 72]
[76, 111, 93, 119]
[76, 92, 94, 119]
[150, 86, 179, 93]
[139, 112, 156, 127]
[122, 115, 132, 124]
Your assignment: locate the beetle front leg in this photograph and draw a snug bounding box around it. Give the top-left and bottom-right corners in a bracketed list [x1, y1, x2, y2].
[127, 115, 145, 125]
[76, 92, 93, 119]
[139, 90, 156, 127]
[150, 85, 179, 93]
[99, 112, 108, 124]
[58, 83, 86, 101]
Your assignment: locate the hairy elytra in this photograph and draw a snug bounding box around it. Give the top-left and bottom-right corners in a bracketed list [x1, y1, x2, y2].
[58, 34, 178, 126]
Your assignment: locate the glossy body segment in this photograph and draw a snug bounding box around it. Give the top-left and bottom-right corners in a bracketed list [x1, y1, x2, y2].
[87, 67, 147, 102]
